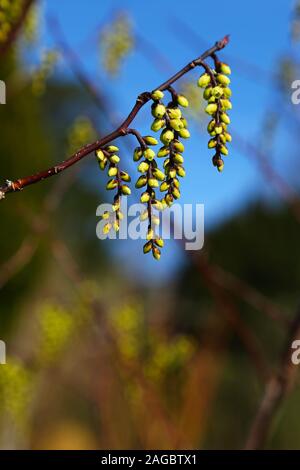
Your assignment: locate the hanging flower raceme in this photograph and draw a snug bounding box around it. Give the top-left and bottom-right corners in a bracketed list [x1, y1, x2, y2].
[96, 145, 131, 234]
[198, 60, 232, 172]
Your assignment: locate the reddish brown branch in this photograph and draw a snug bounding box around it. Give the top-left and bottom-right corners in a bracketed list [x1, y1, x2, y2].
[0, 36, 229, 200]
[245, 303, 300, 449]
[0, 0, 35, 56]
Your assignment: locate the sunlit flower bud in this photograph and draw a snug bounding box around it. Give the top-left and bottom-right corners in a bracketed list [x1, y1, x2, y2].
[203, 87, 212, 100]
[208, 138, 217, 149]
[141, 191, 150, 203]
[177, 166, 186, 178]
[160, 181, 170, 192]
[173, 140, 184, 152]
[173, 153, 184, 164]
[208, 96, 216, 103]
[138, 161, 149, 173]
[153, 168, 165, 181]
[220, 113, 230, 125]
[106, 145, 119, 153]
[143, 241, 152, 253]
[223, 87, 232, 98]
[160, 129, 174, 145]
[170, 119, 184, 131]
[152, 215, 160, 226]
[220, 63, 231, 75]
[151, 119, 165, 132]
[154, 238, 164, 248]
[103, 223, 112, 234]
[120, 171, 131, 182]
[172, 187, 181, 199]
[168, 168, 177, 178]
[160, 198, 168, 210]
[148, 178, 159, 188]
[152, 200, 164, 211]
[152, 103, 166, 118]
[163, 159, 170, 168]
[146, 228, 154, 240]
[167, 108, 182, 119]
[217, 161, 224, 172]
[136, 175, 148, 188]
[207, 119, 216, 132]
[121, 185, 131, 195]
[217, 74, 231, 86]
[112, 201, 120, 211]
[95, 149, 105, 161]
[177, 94, 189, 107]
[215, 126, 223, 135]
[165, 194, 174, 206]
[221, 99, 232, 110]
[211, 86, 224, 98]
[133, 147, 143, 161]
[151, 89, 164, 100]
[220, 145, 229, 156]
[99, 160, 107, 170]
[219, 134, 227, 144]
[143, 135, 158, 146]
[118, 211, 124, 220]
[140, 210, 149, 221]
[152, 246, 161, 260]
[205, 103, 218, 115]
[102, 211, 110, 220]
[198, 73, 211, 88]
[109, 154, 120, 164]
[173, 178, 180, 188]
[108, 166, 118, 177]
[144, 148, 156, 161]
[157, 146, 170, 157]
[178, 128, 190, 139]
[106, 179, 118, 190]
[113, 220, 120, 232]
[225, 132, 232, 142]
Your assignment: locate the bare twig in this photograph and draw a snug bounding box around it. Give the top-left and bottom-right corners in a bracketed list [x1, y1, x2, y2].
[245, 303, 300, 449]
[0, 36, 230, 200]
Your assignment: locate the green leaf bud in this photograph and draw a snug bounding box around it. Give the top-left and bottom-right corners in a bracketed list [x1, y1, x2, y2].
[151, 89, 164, 100]
[143, 135, 158, 146]
[223, 87, 232, 98]
[221, 99, 232, 110]
[177, 94, 189, 107]
[215, 126, 223, 135]
[154, 238, 164, 248]
[211, 86, 224, 99]
[198, 73, 211, 88]
[217, 74, 231, 86]
[168, 168, 177, 179]
[99, 160, 107, 170]
[203, 87, 212, 100]
[95, 149, 105, 161]
[207, 119, 216, 133]
[151, 103, 166, 118]
[172, 187, 181, 199]
[181, 117, 188, 128]
[165, 194, 174, 206]
[225, 132, 232, 142]
[136, 175, 148, 188]
[173, 178, 180, 189]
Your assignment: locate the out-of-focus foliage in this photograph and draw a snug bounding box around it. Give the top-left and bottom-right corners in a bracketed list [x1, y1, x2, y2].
[31, 50, 59, 96]
[100, 13, 133, 77]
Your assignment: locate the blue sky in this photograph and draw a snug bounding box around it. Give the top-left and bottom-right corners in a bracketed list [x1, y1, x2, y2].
[38, 0, 298, 277]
